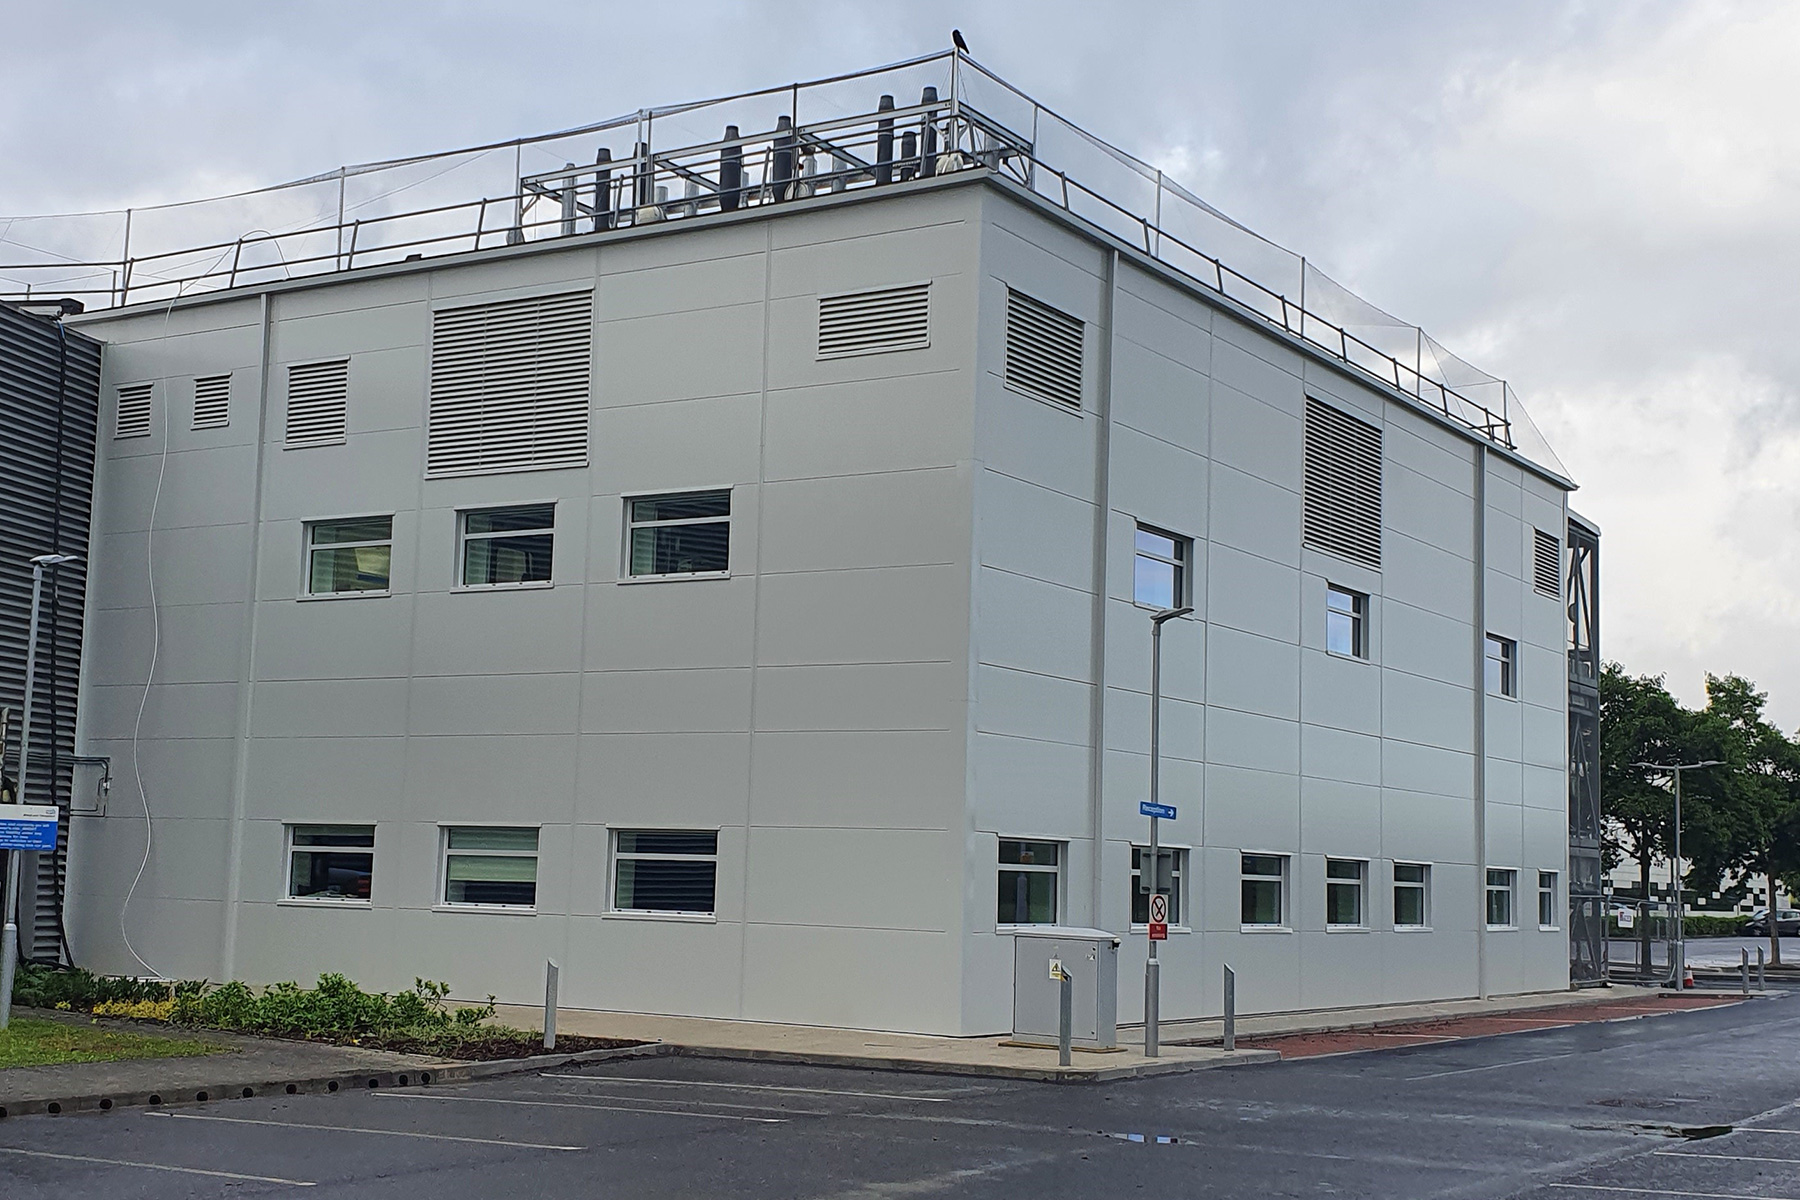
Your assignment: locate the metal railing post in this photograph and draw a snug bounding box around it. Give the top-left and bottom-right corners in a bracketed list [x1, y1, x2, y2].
[1222, 964, 1236, 1051]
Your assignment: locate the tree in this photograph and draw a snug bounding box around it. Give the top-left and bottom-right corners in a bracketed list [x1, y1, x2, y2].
[1599, 664, 1689, 904]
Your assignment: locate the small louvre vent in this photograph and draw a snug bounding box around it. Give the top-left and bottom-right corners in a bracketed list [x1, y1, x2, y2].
[817, 283, 930, 359]
[192, 374, 231, 430]
[1533, 528, 1561, 597]
[1303, 398, 1383, 569]
[114, 383, 153, 439]
[1004, 288, 1084, 409]
[428, 291, 592, 477]
[285, 359, 349, 447]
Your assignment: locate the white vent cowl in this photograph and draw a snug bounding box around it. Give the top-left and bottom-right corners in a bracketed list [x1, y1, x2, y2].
[115, 383, 153, 439]
[285, 359, 349, 447]
[192, 374, 231, 430]
[817, 283, 930, 359]
[1303, 398, 1383, 570]
[428, 291, 593, 477]
[1004, 288, 1084, 409]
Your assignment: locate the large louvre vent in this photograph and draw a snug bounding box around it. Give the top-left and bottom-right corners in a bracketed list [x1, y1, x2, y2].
[427, 291, 593, 477]
[285, 359, 349, 447]
[114, 383, 152, 439]
[1533, 528, 1561, 597]
[192, 374, 230, 430]
[1004, 288, 1084, 409]
[1303, 398, 1383, 569]
[817, 283, 930, 359]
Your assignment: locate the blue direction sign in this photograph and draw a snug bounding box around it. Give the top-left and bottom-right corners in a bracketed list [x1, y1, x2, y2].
[1139, 801, 1177, 821]
[0, 805, 59, 851]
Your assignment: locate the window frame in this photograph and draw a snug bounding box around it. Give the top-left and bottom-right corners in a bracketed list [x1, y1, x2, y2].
[1538, 870, 1560, 930]
[1393, 861, 1432, 930]
[1326, 584, 1369, 659]
[608, 828, 720, 920]
[1240, 851, 1290, 931]
[1325, 858, 1369, 930]
[620, 488, 732, 583]
[437, 824, 541, 911]
[282, 823, 375, 905]
[1132, 523, 1191, 611]
[997, 838, 1064, 928]
[301, 514, 395, 600]
[455, 502, 556, 592]
[1129, 844, 1189, 930]
[1486, 868, 1518, 930]
[1485, 634, 1518, 698]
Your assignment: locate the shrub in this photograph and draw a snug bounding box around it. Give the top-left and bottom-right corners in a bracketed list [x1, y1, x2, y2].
[92, 998, 176, 1021]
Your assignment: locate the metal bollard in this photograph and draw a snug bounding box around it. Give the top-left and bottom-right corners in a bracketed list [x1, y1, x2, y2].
[1223, 964, 1236, 1052]
[544, 959, 560, 1051]
[1058, 969, 1073, 1067]
[1742, 948, 1751, 997]
[1757, 947, 1766, 992]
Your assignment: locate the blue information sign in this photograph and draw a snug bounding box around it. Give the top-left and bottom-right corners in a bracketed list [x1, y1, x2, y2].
[0, 805, 59, 851]
[1139, 801, 1177, 821]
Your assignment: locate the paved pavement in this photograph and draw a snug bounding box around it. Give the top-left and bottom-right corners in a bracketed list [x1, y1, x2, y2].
[1686, 936, 1800, 969]
[3, 988, 1795, 1197]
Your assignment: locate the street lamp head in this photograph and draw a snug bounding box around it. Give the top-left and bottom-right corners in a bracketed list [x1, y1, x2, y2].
[29, 553, 81, 567]
[1151, 606, 1194, 626]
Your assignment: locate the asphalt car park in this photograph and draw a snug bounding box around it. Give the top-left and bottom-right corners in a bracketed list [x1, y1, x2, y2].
[3, 991, 1799, 1198]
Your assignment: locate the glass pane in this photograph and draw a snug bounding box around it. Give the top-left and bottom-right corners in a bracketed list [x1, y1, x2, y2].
[1242, 878, 1282, 925]
[616, 830, 717, 857]
[289, 850, 373, 899]
[311, 518, 392, 545]
[464, 505, 554, 535]
[446, 827, 538, 852]
[445, 854, 537, 906]
[1539, 890, 1556, 926]
[1326, 609, 1355, 655]
[999, 840, 1059, 867]
[615, 857, 716, 913]
[1487, 888, 1513, 926]
[1241, 853, 1283, 878]
[1395, 863, 1427, 884]
[310, 544, 390, 593]
[1326, 859, 1363, 881]
[997, 869, 1057, 924]
[1485, 653, 1503, 694]
[629, 522, 729, 575]
[1130, 849, 1180, 923]
[1327, 881, 1362, 926]
[1539, 871, 1556, 890]
[1133, 554, 1177, 608]
[1327, 587, 1356, 615]
[1134, 527, 1177, 559]
[631, 492, 730, 522]
[463, 532, 553, 585]
[1395, 885, 1426, 926]
[1487, 869, 1513, 888]
[292, 825, 375, 848]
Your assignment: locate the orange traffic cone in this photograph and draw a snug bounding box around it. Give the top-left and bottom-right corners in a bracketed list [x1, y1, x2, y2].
[1683, 967, 1696, 989]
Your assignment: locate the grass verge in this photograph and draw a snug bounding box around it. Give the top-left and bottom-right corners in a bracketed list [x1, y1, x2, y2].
[0, 1016, 222, 1070]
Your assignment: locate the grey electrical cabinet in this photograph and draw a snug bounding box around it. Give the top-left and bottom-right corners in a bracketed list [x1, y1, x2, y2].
[1010, 926, 1120, 1049]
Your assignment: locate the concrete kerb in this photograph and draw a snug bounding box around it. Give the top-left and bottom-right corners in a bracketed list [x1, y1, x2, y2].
[657, 1042, 1280, 1084]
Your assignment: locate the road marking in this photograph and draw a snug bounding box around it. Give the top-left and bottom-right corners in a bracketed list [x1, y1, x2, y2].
[146, 1110, 583, 1150]
[375, 1091, 791, 1123]
[541, 1075, 962, 1103]
[0, 1145, 316, 1186]
[1731, 1127, 1800, 1135]
[1656, 1150, 1800, 1165]
[512, 1088, 814, 1115]
[1550, 1186, 1800, 1200]
[1406, 1052, 1579, 1080]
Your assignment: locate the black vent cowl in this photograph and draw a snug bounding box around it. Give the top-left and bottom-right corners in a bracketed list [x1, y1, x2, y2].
[1303, 398, 1382, 570]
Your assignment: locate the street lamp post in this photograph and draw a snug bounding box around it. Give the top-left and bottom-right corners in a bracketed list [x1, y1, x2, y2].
[1144, 604, 1191, 1059]
[1632, 759, 1722, 990]
[1, 553, 81, 1030]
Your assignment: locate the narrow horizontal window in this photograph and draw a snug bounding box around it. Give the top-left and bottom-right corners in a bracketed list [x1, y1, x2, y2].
[461, 504, 554, 587]
[627, 490, 730, 577]
[287, 824, 374, 901]
[614, 830, 718, 915]
[443, 826, 539, 907]
[306, 517, 393, 595]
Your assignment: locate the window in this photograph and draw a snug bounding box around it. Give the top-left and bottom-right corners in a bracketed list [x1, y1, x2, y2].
[306, 517, 392, 595]
[1241, 853, 1287, 927]
[1486, 868, 1517, 928]
[460, 504, 554, 587]
[1133, 525, 1189, 610]
[1326, 585, 1368, 658]
[1130, 846, 1185, 925]
[1394, 863, 1431, 928]
[998, 840, 1061, 925]
[442, 827, 539, 907]
[1326, 859, 1367, 927]
[1485, 635, 1517, 697]
[626, 491, 730, 577]
[1538, 870, 1560, 928]
[286, 825, 374, 901]
[613, 830, 718, 915]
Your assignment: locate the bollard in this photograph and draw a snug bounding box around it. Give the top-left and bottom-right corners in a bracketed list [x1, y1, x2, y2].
[1058, 969, 1073, 1068]
[1757, 947, 1766, 992]
[1742, 948, 1751, 997]
[1222, 964, 1236, 1052]
[544, 959, 560, 1051]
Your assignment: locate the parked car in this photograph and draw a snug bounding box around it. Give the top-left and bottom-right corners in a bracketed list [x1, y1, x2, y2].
[1741, 908, 1800, 937]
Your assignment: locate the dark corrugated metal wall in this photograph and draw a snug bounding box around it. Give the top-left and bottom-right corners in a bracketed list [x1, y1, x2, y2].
[0, 302, 100, 964]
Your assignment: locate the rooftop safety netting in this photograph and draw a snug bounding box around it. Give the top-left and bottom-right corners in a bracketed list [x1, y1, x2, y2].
[0, 47, 1567, 479]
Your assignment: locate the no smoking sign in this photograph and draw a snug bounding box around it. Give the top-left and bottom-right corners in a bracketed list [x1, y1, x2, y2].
[1148, 893, 1169, 940]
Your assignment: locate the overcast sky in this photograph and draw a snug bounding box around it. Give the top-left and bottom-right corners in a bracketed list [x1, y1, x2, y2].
[6, 1, 1797, 725]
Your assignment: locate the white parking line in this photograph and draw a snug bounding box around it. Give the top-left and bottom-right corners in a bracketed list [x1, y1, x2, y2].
[376, 1092, 792, 1123]
[539, 1075, 961, 1103]
[1406, 1052, 1579, 1080]
[146, 1110, 583, 1151]
[1656, 1149, 1800, 1165]
[1551, 1186, 1800, 1200]
[0, 1145, 316, 1186]
[513, 1088, 815, 1115]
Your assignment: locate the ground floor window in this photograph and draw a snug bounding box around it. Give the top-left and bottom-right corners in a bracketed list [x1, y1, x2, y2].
[287, 825, 374, 900]
[1326, 858, 1367, 927]
[1130, 847, 1185, 925]
[1538, 870, 1560, 929]
[1241, 853, 1287, 927]
[613, 830, 718, 914]
[442, 826, 539, 907]
[998, 839, 1061, 925]
[1487, 868, 1518, 928]
[1394, 862, 1431, 928]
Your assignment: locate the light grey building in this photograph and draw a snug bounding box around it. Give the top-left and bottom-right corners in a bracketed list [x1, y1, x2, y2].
[47, 51, 1584, 1035]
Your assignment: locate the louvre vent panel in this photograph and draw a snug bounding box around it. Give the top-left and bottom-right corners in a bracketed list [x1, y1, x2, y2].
[284, 359, 349, 447]
[817, 283, 931, 359]
[114, 383, 152, 439]
[427, 290, 593, 476]
[1534, 528, 1561, 597]
[192, 373, 231, 429]
[1303, 398, 1383, 569]
[1004, 288, 1084, 409]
